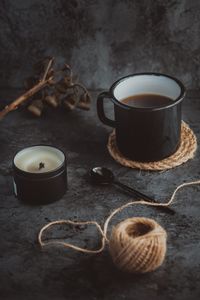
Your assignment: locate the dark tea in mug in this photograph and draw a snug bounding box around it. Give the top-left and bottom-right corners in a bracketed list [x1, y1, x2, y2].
[121, 94, 174, 108]
[97, 73, 186, 162]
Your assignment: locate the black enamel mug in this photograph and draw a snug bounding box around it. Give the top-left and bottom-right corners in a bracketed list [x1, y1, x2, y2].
[97, 73, 185, 162]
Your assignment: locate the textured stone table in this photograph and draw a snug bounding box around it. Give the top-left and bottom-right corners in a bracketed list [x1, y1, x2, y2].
[0, 90, 200, 300]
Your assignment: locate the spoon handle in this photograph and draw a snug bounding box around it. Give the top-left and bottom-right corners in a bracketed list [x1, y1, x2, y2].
[114, 181, 175, 215]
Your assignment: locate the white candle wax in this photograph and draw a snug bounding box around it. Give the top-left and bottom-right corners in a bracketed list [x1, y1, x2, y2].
[14, 146, 65, 173]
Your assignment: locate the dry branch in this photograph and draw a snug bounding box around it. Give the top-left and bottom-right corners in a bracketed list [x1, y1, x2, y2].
[0, 57, 91, 119]
[0, 57, 54, 120]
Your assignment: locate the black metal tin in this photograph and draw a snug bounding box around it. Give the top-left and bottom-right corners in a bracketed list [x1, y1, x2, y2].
[13, 145, 67, 204]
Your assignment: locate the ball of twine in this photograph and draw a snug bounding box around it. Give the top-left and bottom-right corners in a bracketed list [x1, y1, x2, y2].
[38, 180, 200, 274]
[109, 217, 167, 273]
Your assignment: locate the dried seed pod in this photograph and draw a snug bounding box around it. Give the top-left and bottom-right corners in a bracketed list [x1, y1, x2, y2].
[63, 75, 73, 88]
[44, 95, 59, 108]
[62, 64, 72, 77]
[63, 94, 77, 111]
[27, 99, 44, 117]
[77, 93, 91, 110]
[55, 80, 68, 94]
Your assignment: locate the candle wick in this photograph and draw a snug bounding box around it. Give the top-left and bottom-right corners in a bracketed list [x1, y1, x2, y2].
[39, 162, 45, 170]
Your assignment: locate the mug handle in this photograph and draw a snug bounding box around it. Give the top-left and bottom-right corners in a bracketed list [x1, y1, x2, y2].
[97, 91, 115, 128]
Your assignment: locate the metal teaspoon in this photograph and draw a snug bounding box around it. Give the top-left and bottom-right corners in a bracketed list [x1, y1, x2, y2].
[90, 167, 175, 215]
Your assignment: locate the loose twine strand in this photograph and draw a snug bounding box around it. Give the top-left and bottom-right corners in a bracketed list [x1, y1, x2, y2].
[38, 179, 200, 254]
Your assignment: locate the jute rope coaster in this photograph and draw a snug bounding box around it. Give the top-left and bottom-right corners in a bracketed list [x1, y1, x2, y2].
[107, 122, 197, 171]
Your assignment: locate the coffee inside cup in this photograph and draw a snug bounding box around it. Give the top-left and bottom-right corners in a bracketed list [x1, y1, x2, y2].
[113, 74, 182, 109]
[121, 94, 173, 108]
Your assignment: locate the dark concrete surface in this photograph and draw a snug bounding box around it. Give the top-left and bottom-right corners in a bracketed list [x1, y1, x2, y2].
[0, 90, 200, 300]
[1, 0, 200, 90]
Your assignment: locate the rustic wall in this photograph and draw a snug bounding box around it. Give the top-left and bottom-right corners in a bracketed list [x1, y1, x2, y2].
[0, 0, 200, 90]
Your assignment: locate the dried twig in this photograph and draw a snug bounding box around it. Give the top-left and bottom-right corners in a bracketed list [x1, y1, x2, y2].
[0, 57, 91, 119]
[41, 57, 54, 81]
[0, 58, 54, 120]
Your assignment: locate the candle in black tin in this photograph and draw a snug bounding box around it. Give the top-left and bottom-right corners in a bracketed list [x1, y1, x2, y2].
[13, 145, 67, 204]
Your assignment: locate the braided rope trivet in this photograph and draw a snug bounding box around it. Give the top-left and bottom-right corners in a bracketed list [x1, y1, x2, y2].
[107, 122, 197, 171]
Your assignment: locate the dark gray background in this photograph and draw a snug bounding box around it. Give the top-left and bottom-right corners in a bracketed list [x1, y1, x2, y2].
[0, 0, 200, 90]
[1, 2, 200, 300]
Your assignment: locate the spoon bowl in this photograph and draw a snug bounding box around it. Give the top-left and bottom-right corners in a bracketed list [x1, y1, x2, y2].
[90, 167, 114, 185]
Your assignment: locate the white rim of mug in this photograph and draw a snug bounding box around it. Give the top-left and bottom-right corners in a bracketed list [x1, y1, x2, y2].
[110, 72, 186, 111]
